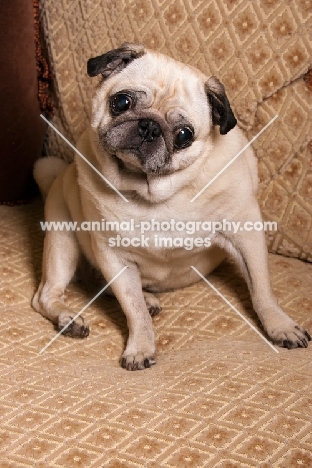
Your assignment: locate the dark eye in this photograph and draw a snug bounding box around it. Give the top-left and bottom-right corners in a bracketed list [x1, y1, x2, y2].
[111, 93, 132, 114]
[174, 127, 194, 149]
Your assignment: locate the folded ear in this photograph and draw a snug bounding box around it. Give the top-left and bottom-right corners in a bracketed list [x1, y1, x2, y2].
[205, 77, 237, 135]
[87, 43, 145, 79]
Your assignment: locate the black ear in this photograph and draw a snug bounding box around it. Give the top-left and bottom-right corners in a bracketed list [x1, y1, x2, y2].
[205, 77, 237, 135]
[87, 43, 145, 79]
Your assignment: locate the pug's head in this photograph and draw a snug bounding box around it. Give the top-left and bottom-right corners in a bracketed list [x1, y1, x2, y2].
[87, 43, 237, 175]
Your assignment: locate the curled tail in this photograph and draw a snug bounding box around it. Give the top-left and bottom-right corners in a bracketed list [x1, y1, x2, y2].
[33, 156, 67, 199]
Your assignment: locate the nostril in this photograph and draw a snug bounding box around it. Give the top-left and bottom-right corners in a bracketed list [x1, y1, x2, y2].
[153, 125, 161, 137]
[138, 119, 162, 140]
[138, 119, 150, 129]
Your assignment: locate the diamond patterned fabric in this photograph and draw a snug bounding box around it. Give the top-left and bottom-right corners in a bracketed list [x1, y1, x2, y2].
[0, 200, 311, 466]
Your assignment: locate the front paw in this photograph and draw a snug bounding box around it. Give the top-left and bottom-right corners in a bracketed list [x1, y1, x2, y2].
[58, 313, 89, 338]
[269, 323, 311, 349]
[143, 292, 162, 317]
[120, 352, 156, 371]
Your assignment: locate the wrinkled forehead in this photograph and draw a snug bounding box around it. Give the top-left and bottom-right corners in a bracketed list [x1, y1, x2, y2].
[102, 52, 207, 105]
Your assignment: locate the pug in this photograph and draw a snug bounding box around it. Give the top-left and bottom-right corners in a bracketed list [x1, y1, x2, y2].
[33, 43, 310, 370]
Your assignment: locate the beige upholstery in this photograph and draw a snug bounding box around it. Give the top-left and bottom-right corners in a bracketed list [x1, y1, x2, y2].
[0, 200, 311, 466]
[1, 2, 311, 465]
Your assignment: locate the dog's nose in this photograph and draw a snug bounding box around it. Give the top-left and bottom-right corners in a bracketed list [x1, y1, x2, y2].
[138, 119, 162, 142]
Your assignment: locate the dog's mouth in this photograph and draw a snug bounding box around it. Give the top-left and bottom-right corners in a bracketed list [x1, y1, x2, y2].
[99, 118, 173, 174]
